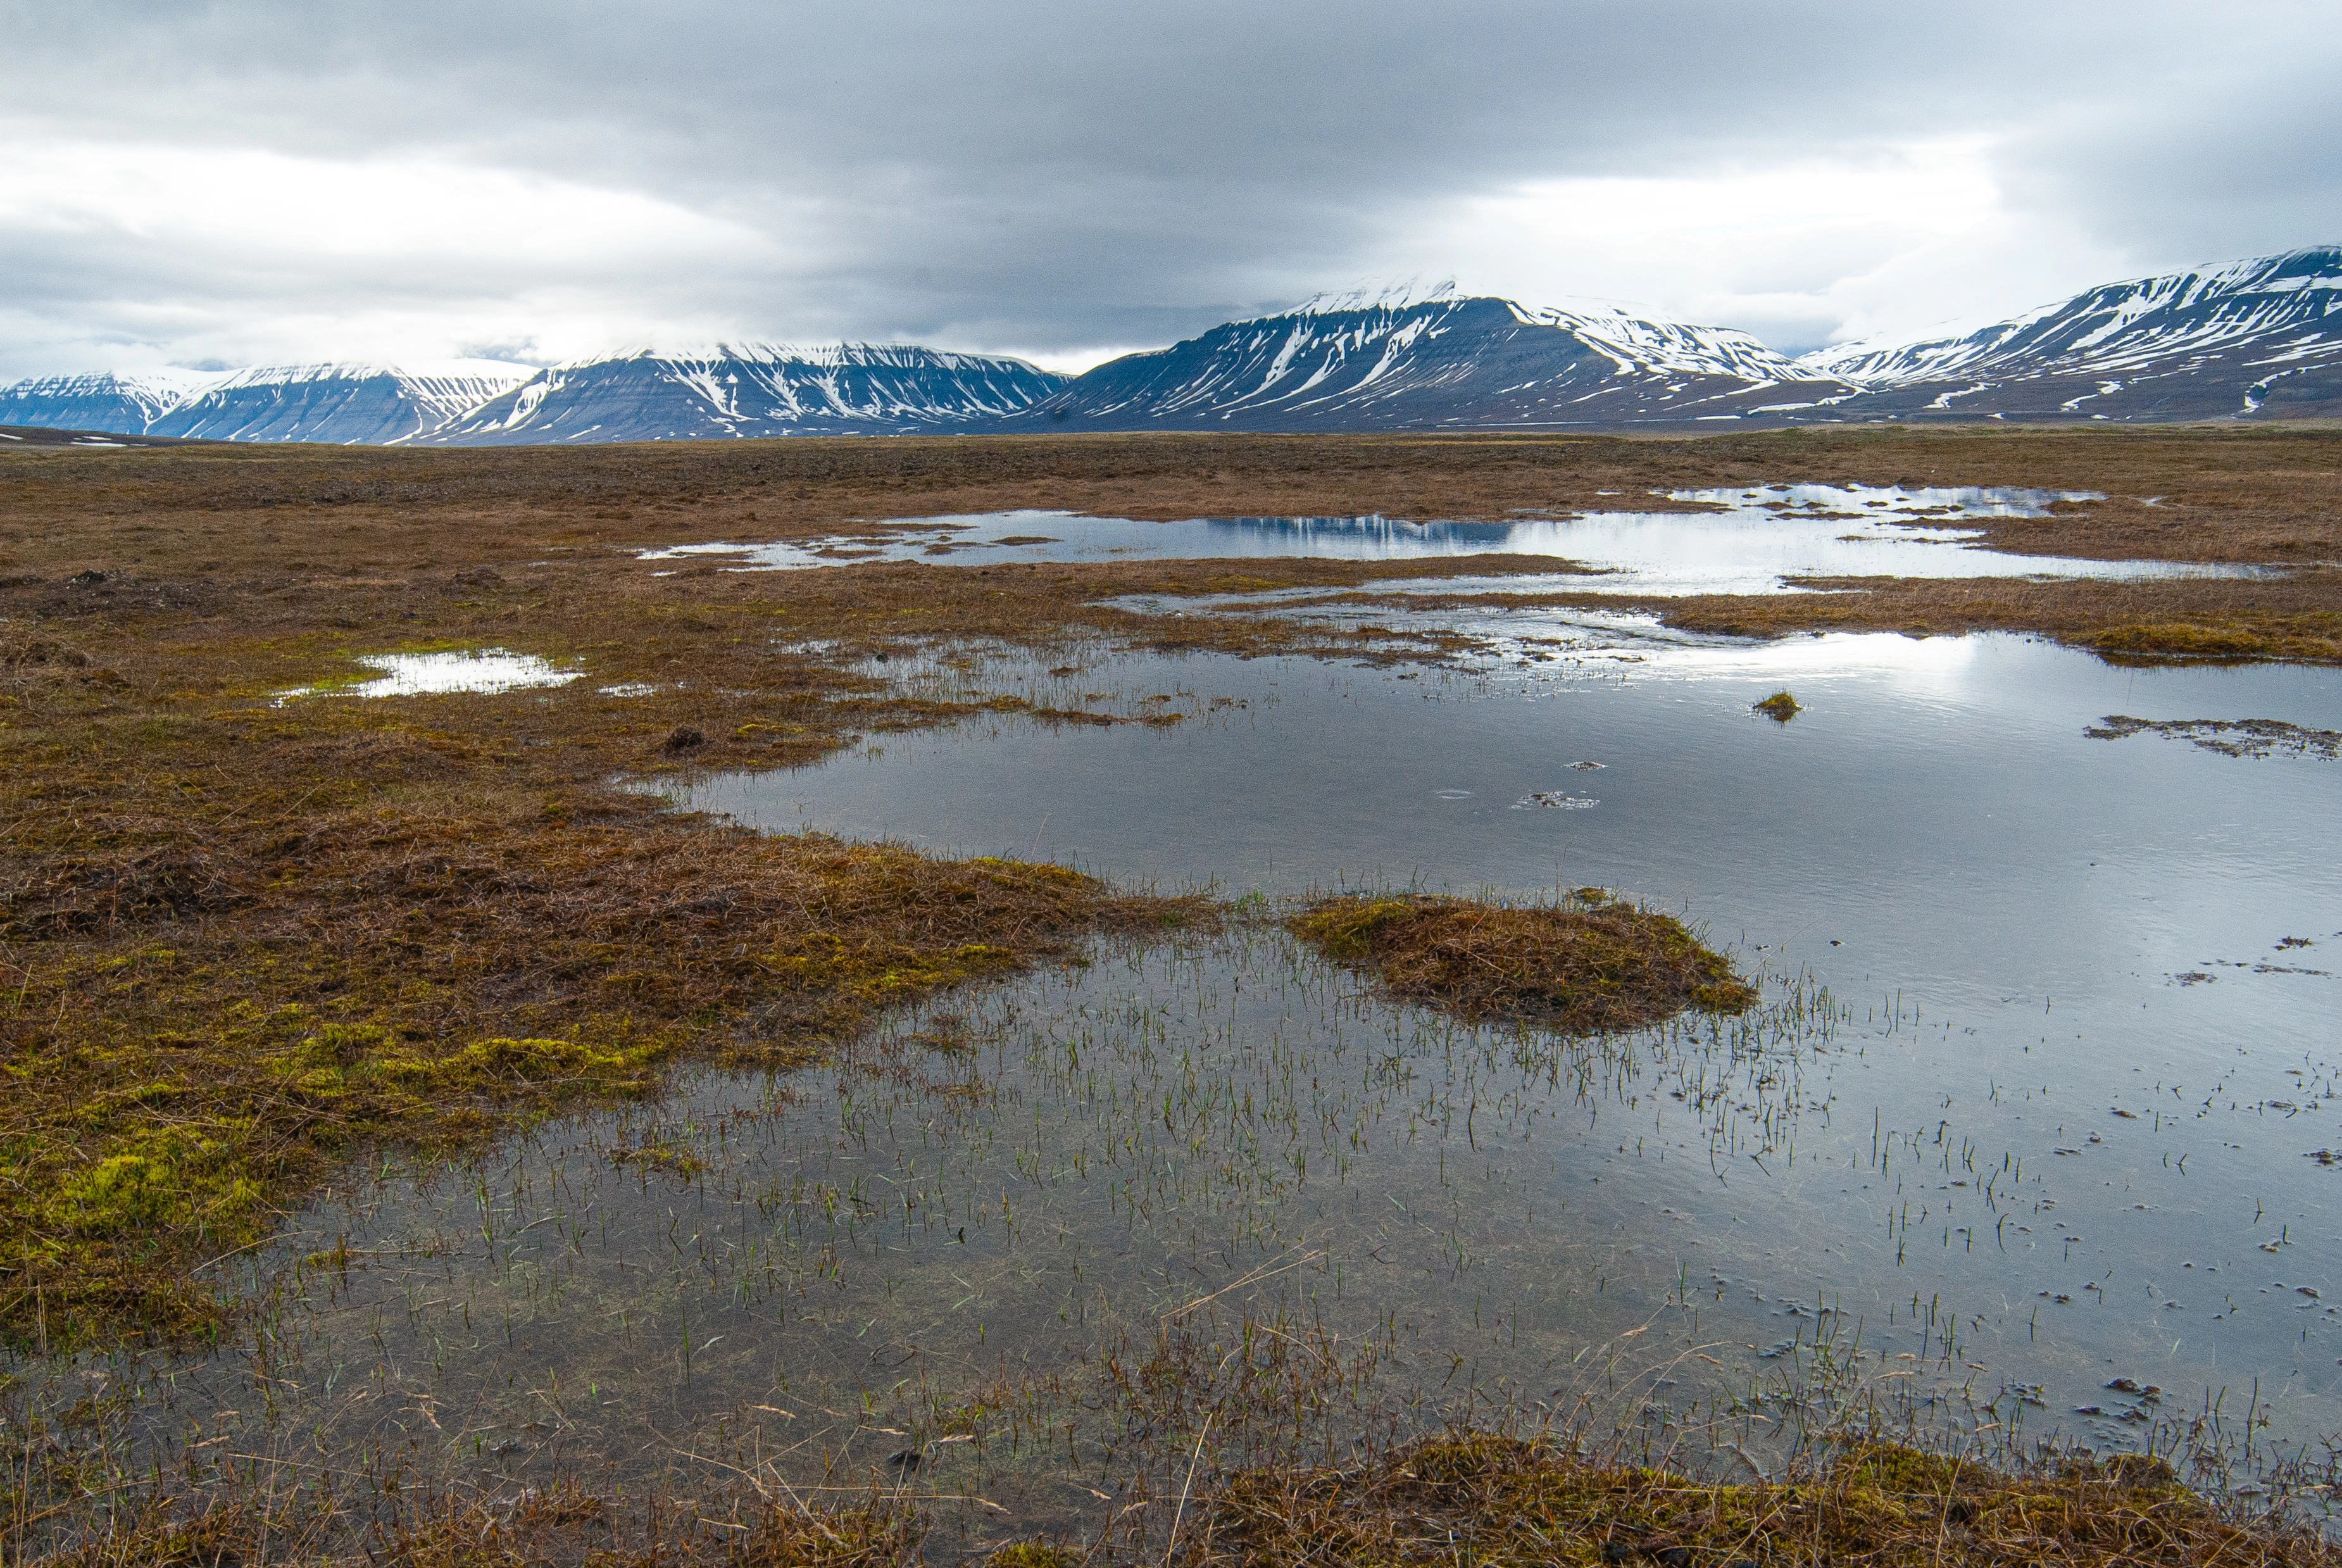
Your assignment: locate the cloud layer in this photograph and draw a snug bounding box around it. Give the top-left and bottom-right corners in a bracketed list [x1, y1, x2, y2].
[3, 0, 2338, 377]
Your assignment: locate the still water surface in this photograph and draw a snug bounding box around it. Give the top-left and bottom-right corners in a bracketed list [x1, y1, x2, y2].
[642, 487, 2260, 595]
[676, 635, 2342, 1434]
[22, 625, 2342, 1536]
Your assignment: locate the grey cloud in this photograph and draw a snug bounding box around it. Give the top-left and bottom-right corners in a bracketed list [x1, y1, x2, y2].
[1995, 47, 2342, 272]
[3, 0, 2339, 366]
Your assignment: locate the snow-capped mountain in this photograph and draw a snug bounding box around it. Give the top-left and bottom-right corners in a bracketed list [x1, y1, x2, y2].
[0, 370, 218, 435]
[424, 344, 1068, 444]
[992, 292, 1853, 432]
[144, 361, 536, 444]
[1801, 246, 2342, 421]
[11, 248, 2336, 442]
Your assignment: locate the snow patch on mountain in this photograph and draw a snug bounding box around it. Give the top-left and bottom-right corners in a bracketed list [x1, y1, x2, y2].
[1784, 245, 2342, 423]
[0, 370, 223, 435]
[16, 246, 2339, 441]
[998, 292, 1847, 432]
[1284, 279, 1464, 315]
[1801, 246, 2342, 387]
[423, 343, 1068, 444]
[1510, 300, 1808, 384]
[148, 361, 535, 442]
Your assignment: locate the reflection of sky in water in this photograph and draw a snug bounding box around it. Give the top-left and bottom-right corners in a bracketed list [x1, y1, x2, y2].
[276, 647, 579, 701]
[640, 484, 2264, 596]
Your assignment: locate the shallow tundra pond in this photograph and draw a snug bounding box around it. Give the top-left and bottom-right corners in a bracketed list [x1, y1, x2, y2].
[641, 487, 2258, 594]
[680, 635, 2342, 1433]
[20, 629, 2342, 1545]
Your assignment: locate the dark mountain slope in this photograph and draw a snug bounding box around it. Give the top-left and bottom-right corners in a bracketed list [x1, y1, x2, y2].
[146, 362, 535, 443]
[1803, 246, 2342, 422]
[993, 293, 1855, 433]
[426, 344, 1067, 444]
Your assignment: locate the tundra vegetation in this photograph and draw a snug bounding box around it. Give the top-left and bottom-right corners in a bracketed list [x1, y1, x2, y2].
[3, 426, 2338, 1563]
[1288, 893, 1759, 1031]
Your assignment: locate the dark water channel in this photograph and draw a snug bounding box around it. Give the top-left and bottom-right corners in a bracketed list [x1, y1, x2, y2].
[20, 630, 2342, 1544]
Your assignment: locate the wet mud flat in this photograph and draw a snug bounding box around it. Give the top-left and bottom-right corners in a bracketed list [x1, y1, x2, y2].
[4, 428, 2342, 1562]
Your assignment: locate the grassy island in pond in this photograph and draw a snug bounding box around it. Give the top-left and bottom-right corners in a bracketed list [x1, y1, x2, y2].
[1289, 891, 1756, 1031]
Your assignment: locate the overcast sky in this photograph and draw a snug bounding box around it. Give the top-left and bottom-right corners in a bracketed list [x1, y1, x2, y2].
[3, 1, 2338, 380]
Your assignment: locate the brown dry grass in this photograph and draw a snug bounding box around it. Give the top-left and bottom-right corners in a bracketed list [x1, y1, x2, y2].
[1347, 571, 2342, 665]
[5, 425, 2334, 668]
[28, 1437, 2332, 1568]
[1288, 893, 1756, 1032]
[0, 591, 1226, 1347]
[1191, 1435, 2333, 1568]
[27, 1478, 927, 1568]
[1692, 574, 2342, 664]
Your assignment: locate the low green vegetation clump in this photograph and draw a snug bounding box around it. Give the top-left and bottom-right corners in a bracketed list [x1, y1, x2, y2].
[1753, 689, 1802, 721]
[985, 1545, 1080, 1568]
[2077, 615, 2342, 664]
[1288, 891, 1756, 1032]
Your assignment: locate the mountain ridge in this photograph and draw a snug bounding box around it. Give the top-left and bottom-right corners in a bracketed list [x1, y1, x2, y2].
[420, 342, 1068, 444]
[990, 294, 1853, 433]
[1793, 245, 2342, 421]
[3, 245, 2337, 441]
[0, 371, 215, 438]
[141, 361, 536, 444]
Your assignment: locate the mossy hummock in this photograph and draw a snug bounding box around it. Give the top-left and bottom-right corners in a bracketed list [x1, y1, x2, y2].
[1289, 891, 1756, 1032]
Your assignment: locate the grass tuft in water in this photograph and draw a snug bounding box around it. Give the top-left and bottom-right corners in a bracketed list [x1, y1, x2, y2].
[1753, 690, 1802, 722]
[985, 1545, 1079, 1568]
[1286, 891, 1756, 1032]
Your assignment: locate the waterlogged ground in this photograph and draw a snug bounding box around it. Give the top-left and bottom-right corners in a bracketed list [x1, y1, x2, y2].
[671, 636, 2342, 1435]
[639, 486, 2264, 594]
[16, 624, 2342, 1542]
[60, 939, 1878, 1536]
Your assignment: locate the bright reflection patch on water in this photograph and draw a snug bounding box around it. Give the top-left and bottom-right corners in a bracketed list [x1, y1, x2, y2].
[637, 485, 2262, 596]
[276, 648, 580, 701]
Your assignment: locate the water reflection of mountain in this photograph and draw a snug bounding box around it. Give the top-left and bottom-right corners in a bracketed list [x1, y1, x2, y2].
[1206, 514, 1521, 546]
